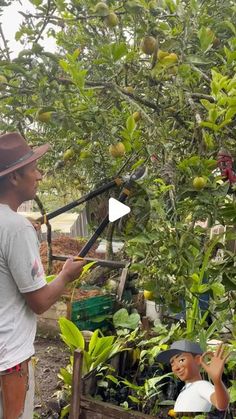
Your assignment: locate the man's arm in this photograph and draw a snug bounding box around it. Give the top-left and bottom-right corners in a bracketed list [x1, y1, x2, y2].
[210, 380, 230, 411]
[23, 258, 85, 315]
[201, 343, 230, 411]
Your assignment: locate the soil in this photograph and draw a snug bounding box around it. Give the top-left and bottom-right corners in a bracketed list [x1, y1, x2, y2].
[34, 334, 69, 418]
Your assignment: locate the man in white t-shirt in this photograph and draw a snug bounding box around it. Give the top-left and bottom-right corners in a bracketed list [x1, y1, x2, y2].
[0, 132, 85, 418]
[156, 339, 230, 413]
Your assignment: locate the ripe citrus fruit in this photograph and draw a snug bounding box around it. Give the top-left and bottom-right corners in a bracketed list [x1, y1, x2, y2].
[36, 111, 52, 123]
[109, 142, 125, 157]
[63, 148, 75, 161]
[140, 36, 157, 55]
[105, 12, 119, 27]
[132, 111, 141, 122]
[94, 2, 109, 16]
[192, 176, 207, 190]
[143, 290, 154, 300]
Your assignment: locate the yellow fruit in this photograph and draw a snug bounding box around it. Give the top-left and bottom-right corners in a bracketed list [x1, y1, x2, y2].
[158, 49, 169, 60]
[140, 36, 157, 55]
[94, 2, 109, 16]
[63, 148, 75, 161]
[109, 142, 125, 157]
[132, 111, 141, 122]
[168, 409, 176, 417]
[36, 111, 52, 123]
[161, 52, 178, 65]
[105, 12, 119, 27]
[0, 75, 7, 88]
[80, 150, 90, 159]
[192, 176, 207, 190]
[143, 290, 154, 300]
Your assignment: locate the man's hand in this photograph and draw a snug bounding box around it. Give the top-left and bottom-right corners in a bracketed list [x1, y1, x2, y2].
[200, 343, 230, 384]
[61, 257, 86, 283]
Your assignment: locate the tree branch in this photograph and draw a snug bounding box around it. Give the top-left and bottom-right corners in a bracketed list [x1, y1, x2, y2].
[0, 23, 10, 60]
[191, 93, 214, 102]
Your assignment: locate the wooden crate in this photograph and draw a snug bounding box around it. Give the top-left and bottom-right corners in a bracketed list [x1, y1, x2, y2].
[79, 396, 157, 419]
[69, 349, 157, 419]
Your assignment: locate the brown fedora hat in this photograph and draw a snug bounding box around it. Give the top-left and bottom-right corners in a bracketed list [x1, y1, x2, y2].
[0, 132, 50, 178]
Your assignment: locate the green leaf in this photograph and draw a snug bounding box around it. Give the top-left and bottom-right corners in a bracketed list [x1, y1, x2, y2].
[88, 329, 99, 354]
[128, 395, 140, 404]
[126, 115, 136, 134]
[131, 159, 145, 170]
[200, 99, 214, 111]
[58, 367, 72, 385]
[211, 282, 225, 297]
[59, 317, 85, 350]
[198, 27, 215, 52]
[60, 404, 70, 418]
[29, 0, 42, 5]
[202, 131, 215, 149]
[111, 43, 128, 62]
[91, 336, 115, 357]
[107, 374, 119, 385]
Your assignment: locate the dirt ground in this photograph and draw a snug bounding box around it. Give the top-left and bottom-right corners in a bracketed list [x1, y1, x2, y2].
[34, 334, 70, 418]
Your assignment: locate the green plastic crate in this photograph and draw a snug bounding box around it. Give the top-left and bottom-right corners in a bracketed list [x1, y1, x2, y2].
[70, 294, 115, 331]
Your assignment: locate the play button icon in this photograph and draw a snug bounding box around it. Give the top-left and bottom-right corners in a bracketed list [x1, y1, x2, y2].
[108, 198, 130, 222]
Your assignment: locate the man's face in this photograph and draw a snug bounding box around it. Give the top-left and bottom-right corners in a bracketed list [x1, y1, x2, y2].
[16, 161, 42, 201]
[170, 352, 201, 383]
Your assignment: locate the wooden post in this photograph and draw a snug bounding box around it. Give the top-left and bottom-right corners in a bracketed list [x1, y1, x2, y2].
[117, 267, 129, 300]
[69, 349, 83, 419]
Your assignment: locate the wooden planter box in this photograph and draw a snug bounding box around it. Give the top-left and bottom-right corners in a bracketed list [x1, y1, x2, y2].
[70, 349, 157, 419]
[79, 396, 156, 419]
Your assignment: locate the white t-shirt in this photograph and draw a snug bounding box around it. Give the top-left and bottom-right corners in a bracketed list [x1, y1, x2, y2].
[174, 380, 214, 412]
[0, 204, 46, 371]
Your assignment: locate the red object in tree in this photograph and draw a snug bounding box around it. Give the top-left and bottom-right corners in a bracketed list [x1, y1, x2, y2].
[217, 149, 236, 184]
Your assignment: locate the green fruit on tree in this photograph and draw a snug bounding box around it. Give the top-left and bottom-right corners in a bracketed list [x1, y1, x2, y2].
[105, 12, 119, 27]
[140, 36, 157, 55]
[63, 148, 75, 161]
[94, 2, 109, 16]
[0, 75, 7, 89]
[132, 111, 141, 122]
[161, 52, 178, 65]
[157, 49, 169, 60]
[109, 142, 125, 157]
[192, 176, 207, 190]
[80, 150, 90, 159]
[36, 111, 52, 123]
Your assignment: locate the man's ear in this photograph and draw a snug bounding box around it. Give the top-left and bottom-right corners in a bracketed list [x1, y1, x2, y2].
[8, 171, 20, 186]
[194, 354, 202, 365]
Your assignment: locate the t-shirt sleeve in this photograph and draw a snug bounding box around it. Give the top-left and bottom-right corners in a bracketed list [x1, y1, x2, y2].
[6, 225, 46, 292]
[198, 381, 215, 403]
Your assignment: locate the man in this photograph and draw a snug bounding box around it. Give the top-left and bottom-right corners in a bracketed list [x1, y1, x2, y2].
[156, 339, 230, 414]
[0, 132, 85, 418]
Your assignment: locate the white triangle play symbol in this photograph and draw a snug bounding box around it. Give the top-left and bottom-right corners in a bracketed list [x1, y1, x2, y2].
[108, 198, 130, 222]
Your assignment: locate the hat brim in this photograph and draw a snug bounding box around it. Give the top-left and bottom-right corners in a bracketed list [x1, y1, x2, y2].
[0, 143, 50, 178]
[156, 349, 188, 364]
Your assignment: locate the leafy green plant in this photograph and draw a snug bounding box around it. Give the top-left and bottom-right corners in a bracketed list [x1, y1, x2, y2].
[59, 317, 125, 376]
[112, 308, 140, 335]
[58, 317, 128, 416]
[121, 374, 172, 415]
